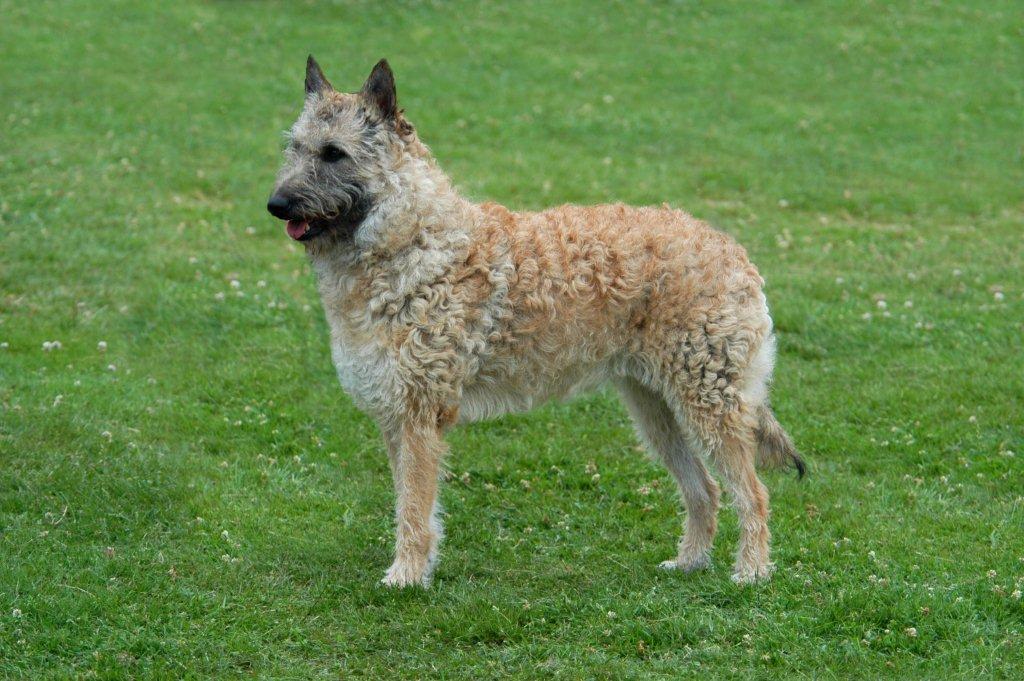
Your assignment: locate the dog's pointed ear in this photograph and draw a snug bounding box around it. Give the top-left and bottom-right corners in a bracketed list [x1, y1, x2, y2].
[305, 55, 333, 97]
[360, 59, 397, 121]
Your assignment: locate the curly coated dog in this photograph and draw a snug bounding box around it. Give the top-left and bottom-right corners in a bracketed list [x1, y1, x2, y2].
[267, 57, 804, 588]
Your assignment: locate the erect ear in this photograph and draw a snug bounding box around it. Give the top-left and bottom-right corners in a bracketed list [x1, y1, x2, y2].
[360, 59, 397, 120]
[305, 55, 333, 97]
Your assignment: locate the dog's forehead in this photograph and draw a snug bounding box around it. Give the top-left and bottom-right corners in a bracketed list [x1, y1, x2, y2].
[292, 93, 368, 144]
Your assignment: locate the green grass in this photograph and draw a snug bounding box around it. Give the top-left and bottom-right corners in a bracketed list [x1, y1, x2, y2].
[2, 0, 1022, 677]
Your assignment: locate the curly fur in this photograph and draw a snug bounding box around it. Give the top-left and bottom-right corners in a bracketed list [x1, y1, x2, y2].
[269, 58, 802, 587]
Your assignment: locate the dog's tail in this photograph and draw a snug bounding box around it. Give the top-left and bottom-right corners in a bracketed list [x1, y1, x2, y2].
[754, 404, 805, 478]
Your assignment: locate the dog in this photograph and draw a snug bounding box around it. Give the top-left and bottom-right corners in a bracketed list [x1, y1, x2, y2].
[267, 57, 804, 588]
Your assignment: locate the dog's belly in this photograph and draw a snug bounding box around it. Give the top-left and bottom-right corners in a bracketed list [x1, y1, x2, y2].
[457, 362, 610, 423]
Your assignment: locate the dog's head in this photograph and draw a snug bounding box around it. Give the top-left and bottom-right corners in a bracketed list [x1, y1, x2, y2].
[267, 57, 412, 243]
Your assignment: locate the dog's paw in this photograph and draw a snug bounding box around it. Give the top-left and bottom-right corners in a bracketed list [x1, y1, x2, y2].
[730, 562, 775, 585]
[380, 559, 431, 589]
[658, 553, 712, 573]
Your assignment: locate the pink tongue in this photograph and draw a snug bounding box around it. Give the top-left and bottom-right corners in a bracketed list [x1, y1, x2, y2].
[285, 220, 309, 240]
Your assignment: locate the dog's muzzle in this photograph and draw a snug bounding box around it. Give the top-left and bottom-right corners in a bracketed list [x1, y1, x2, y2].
[267, 192, 317, 241]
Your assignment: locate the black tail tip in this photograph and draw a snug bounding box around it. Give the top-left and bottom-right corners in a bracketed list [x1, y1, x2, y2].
[792, 454, 806, 479]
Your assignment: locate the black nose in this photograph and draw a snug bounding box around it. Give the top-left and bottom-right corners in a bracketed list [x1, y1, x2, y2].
[267, 193, 294, 220]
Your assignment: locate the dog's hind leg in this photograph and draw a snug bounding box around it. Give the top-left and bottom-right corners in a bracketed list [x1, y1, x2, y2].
[380, 415, 447, 588]
[689, 406, 774, 584]
[616, 377, 720, 572]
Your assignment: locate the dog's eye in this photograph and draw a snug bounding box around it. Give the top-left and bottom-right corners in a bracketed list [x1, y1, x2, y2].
[321, 145, 347, 163]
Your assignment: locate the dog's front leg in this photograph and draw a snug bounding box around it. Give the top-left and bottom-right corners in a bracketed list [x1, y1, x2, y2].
[381, 416, 446, 588]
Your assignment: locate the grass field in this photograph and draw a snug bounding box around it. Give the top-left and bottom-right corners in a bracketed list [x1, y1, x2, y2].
[2, 0, 1023, 677]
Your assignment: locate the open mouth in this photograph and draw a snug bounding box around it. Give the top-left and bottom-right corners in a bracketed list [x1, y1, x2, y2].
[285, 219, 314, 241]
[278, 199, 371, 243]
[284, 219, 334, 242]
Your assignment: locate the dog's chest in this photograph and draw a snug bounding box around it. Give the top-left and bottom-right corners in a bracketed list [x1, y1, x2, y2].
[327, 326, 398, 415]
[315, 269, 404, 416]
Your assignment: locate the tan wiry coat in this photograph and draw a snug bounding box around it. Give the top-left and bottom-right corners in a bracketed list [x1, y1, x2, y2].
[271, 59, 802, 588]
